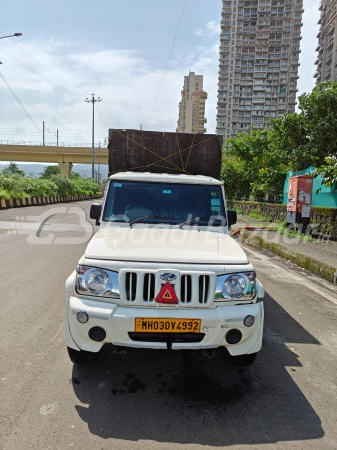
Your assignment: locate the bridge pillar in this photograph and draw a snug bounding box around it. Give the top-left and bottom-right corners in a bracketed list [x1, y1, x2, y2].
[58, 162, 73, 178]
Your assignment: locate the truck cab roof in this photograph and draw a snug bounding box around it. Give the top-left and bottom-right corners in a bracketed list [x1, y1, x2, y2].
[109, 172, 223, 185]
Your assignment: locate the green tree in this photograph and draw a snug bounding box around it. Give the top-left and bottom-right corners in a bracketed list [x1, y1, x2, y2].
[1, 163, 25, 177]
[298, 81, 337, 165]
[225, 129, 286, 201]
[315, 155, 337, 191]
[70, 171, 82, 180]
[221, 157, 251, 200]
[268, 114, 310, 170]
[40, 165, 62, 178]
[221, 81, 337, 201]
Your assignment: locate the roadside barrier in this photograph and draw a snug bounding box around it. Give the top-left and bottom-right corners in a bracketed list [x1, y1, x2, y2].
[0, 194, 103, 210]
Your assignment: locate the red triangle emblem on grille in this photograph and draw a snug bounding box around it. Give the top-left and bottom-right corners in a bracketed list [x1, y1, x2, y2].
[155, 282, 179, 304]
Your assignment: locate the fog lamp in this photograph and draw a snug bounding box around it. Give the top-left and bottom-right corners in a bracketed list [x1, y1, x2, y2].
[77, 311, 89, 324]
[244, 315, 255, 327]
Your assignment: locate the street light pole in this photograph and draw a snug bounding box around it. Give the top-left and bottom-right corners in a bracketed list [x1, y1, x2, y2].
[0, 33, 22, 40]
[98, 141, 101, 184]
[85, 93, 102, 179]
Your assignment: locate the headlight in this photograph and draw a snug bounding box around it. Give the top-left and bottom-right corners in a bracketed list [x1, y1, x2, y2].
[215, 272, 256, 301]
[75, 266, 120, 298]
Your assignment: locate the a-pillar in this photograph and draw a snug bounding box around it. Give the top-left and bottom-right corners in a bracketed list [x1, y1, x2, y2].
[58, 162, 73, 178]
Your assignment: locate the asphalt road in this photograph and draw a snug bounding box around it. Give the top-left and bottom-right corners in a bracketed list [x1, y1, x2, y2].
[1, 200, 337, 450]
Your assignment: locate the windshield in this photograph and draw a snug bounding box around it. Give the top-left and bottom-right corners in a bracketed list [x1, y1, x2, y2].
[103, 181, 226, 226]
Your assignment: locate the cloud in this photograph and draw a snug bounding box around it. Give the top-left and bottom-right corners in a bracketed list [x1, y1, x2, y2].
[0, 37, 220, 147]
[194, 21, 221, 38]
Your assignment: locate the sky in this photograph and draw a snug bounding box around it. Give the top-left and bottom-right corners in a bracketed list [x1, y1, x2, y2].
[0, 0, 320, 147]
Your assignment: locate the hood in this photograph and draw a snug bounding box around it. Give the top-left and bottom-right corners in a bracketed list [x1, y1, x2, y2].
[84, 228, 248, 264]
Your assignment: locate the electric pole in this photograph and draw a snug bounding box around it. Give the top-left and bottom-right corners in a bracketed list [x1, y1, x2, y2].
[85, 93, 102, 179]
[43, 121, 45, 146]
[98, 141, 101, 184]
[56, 129, 59, 147]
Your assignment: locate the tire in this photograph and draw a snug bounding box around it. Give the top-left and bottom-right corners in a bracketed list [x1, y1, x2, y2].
[230, 352, 257, 367]
[67, 346, 95, 364]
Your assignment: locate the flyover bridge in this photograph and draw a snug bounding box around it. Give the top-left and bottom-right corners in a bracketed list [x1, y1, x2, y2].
[0, 141, 108, 177]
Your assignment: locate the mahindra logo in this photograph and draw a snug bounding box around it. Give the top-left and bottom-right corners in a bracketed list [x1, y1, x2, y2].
[160, 273, 177, 282]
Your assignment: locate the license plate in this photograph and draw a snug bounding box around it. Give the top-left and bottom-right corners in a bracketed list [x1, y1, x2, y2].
[135, 318, 201, 333]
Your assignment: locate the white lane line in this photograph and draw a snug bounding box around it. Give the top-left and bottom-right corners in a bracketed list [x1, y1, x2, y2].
[242, 244, 337, 306]
[0, 221, 92, 232]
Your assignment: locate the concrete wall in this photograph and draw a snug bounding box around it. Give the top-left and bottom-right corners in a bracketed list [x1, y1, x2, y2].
[0, 194, 103, 210]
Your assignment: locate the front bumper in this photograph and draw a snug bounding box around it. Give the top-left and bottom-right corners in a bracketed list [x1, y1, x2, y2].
[66, 294, 264, 355]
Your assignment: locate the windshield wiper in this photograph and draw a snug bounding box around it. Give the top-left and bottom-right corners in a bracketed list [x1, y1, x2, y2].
[129, 215, 175, 228]
[178, 217, 200, 229]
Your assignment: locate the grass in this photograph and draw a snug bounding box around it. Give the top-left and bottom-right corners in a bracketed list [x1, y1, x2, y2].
[248, 212, 268, 221]
[234, 208, 267, 221]
[276, 223, 313, 242]
[234, 208, 244, 215]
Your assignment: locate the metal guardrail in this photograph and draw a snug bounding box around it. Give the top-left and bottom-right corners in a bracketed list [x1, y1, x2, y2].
[0, 140, 103, 148]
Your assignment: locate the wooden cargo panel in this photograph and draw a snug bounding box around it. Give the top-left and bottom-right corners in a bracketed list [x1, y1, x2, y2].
[108, 129, 222, 180]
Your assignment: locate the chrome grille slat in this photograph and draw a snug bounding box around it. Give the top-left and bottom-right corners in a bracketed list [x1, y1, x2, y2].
[181, 275, 192, 303]
[125, 272, 137, 301]
[199, 275, 210, 304]
[143, 273, 155, 302]
[147, 276, 151, 301]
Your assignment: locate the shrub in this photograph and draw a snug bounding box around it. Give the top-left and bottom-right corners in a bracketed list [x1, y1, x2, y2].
[0, 189, 10, 200]
[0, 169, 101, 199]
[0, 174, 27, 199]
[24, 178, 58, 197]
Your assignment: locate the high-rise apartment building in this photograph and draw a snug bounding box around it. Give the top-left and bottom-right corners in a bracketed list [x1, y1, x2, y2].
[216, 0, 304, 139]
[176, 72, 207, 134]
[314, 0, 337, 84]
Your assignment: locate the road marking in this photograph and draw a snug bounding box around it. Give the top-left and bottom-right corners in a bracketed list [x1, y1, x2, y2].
[0, 221, 92, 232]
[50, 323, 64, 342]
[40, 403, 58, 415]
[243, 244, 337, 306]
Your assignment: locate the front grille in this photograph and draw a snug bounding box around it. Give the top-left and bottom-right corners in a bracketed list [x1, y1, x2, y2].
[143, 273, 155, 302]
[180, 275, 192, 303]
[120, 269, 215, 307]
[125, 272, 137, 301]
[199, 275, 210, 304]
[128, 332, 205, 343]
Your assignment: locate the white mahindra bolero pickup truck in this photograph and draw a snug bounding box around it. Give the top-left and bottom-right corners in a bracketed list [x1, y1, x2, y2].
[65, 172, 264, 366]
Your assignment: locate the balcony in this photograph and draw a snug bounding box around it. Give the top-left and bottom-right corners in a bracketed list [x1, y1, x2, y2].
[327, 38, 334, 51]
[252, 98, 265, 104]
[326, 51, 333, 64]
[324, 71, 332, 81]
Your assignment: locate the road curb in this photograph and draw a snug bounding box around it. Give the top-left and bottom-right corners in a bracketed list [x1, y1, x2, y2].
[240, 230, 337, 284]
[0, 194, 103, 210]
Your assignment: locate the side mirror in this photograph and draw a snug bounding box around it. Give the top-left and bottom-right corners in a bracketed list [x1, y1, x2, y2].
[90, 203, 102, 226]
[227, 209, 237, 228]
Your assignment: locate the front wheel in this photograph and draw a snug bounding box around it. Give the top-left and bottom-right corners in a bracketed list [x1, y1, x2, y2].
[230, 352, 257, 367]
[67, 346, 96, 364]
